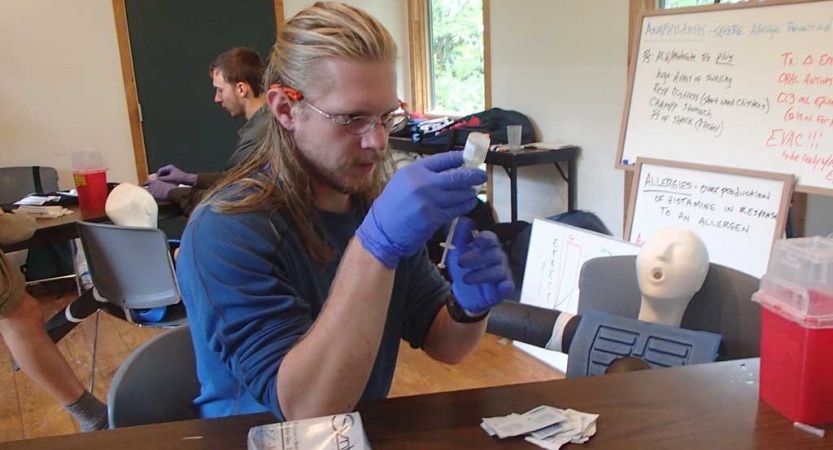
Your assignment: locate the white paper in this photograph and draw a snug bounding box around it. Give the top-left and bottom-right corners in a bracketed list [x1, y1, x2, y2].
[530, 421, 575, 440]
[482, 405, 598, 448]
[482, 406, 566, 439]
[14, 205, 71, 218]
[480, 422, 497, 437]
[14, 195, 61, 206]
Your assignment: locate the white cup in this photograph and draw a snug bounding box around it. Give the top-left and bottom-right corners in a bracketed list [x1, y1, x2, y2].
[507, 125, 522, 150]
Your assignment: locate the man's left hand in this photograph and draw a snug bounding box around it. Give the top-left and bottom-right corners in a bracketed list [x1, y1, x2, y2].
[156, 164, 197, 185]
[446, 217, 515, 315]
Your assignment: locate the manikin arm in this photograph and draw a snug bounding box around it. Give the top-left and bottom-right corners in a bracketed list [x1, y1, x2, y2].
[487, 301, 581, 354]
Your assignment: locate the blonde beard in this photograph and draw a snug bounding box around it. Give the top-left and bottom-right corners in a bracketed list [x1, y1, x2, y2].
[298, 152, 378, 195]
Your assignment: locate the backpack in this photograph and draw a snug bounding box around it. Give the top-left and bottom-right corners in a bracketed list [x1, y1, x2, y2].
[418, 108, 536, 147]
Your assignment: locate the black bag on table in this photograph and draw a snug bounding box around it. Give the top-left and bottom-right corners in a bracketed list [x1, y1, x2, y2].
[418, 108, 536, 148]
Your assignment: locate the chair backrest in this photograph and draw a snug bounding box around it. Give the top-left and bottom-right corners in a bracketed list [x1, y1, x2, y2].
[76, 221, 180, 309]
[0, 166, 59, 204]
[577, 255, 761, 360]
[108, 325, 200, 428]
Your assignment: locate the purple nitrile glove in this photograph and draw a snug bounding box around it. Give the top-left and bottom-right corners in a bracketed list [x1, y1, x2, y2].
[156, 164, 197, 186]
[143, 180, 177, 201]
[356, 151, 487, 269]
[446, 217, 515, 315]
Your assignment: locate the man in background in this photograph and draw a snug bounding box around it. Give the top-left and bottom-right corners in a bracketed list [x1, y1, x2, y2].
[145, 47, 269, 216]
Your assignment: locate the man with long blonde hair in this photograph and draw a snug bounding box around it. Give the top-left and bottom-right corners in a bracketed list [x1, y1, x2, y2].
[176, 2, 514, 422]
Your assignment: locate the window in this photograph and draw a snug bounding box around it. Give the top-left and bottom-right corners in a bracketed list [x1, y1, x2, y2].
[428, 0, 485, 114]
[661, 0, 748, 8]
[408, 0, 489, 116]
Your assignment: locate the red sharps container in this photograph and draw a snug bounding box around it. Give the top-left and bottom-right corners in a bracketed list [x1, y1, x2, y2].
[753, 236, 833, 425]
[71, 150, 108, 211]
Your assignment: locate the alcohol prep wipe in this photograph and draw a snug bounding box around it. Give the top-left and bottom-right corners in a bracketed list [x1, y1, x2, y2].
[247, 412, 371, 450]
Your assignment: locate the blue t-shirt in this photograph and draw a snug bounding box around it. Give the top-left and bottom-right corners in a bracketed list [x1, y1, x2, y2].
[176, 203, 448, 420]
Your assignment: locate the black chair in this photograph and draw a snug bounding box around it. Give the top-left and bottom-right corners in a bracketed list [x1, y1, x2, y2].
[0, 166, 77, 288]
[0, 166, 59, 205]
[577, 255, 761, 360]
[47, 221, 188, 392]
[107, 325, 199, 428]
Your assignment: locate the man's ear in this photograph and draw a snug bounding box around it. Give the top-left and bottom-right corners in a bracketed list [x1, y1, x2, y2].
[236, 82, 249, 98]
[267, 87, 297, 130]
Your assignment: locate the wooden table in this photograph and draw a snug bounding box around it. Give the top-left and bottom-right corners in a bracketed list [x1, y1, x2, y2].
[389, 137, 580, 224]
[1, 203, 181, 253]
[5, 359, 831, 449]
[0, 206, 108, 253]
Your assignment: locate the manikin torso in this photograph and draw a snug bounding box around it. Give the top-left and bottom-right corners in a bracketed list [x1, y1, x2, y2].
[635, 228, 709, 327]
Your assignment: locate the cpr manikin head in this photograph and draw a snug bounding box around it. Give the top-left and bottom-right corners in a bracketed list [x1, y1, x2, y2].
[636, 228, 709, 327]
[105, 183, 158, 228]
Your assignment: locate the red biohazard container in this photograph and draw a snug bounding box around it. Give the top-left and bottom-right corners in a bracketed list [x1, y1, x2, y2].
[752, 236, 833, 425]
[72, 150, 108, 211]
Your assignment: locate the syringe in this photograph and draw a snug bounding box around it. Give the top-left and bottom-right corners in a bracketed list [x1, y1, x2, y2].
[438, 132, 491, 269]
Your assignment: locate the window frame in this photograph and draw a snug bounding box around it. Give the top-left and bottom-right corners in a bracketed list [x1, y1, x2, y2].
[406, 0, 491, 118]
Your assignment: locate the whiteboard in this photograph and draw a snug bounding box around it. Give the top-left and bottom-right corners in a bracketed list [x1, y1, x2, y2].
[626, 158, 794, 278]
[515, 219, 640, 373]
[617, 0, 833, 195]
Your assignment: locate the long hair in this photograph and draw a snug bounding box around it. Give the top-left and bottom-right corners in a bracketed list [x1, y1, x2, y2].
[201, 2, 398, 265]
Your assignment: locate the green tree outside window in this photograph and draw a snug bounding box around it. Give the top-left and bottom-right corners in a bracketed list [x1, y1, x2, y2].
[429, 0, 484, 115]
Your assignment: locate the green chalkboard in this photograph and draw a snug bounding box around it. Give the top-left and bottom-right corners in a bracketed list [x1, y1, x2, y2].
[125, 0, 276, 174]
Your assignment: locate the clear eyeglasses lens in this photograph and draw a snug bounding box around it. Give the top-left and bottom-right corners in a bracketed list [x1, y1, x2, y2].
[344, 113, 409, 135]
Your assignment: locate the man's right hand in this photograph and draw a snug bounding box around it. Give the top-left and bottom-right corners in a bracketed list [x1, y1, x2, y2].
[356, 151, 487, 269]
[156, 164, 197, 186]
[144, 179, 178, 201]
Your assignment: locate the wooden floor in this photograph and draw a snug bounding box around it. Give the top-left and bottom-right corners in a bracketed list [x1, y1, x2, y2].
[0, 282, 562, 444]
[0, 282, 164, 443]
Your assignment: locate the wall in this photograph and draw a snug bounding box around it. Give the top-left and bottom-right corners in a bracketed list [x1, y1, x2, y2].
[489, 0, 629, 236]
[487, 1, 833, 240]
[806, 195, 833, 237]
[289, 0, 634, 237]
[0, 0, 407, 192]
[0, 0, 136, 189]
[283, 0, 412, 104]
[3, 1, 827, 233]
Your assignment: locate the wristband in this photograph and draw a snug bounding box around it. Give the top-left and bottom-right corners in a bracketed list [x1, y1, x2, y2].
[445, 295, 489, 324]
